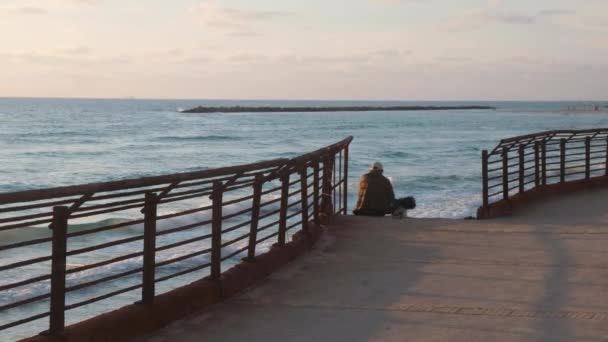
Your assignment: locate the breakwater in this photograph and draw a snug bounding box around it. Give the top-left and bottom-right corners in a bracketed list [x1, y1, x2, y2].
[181, 105, 496, 113]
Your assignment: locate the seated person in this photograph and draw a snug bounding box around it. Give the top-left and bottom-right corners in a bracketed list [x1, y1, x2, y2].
[353, 162, 395, 216]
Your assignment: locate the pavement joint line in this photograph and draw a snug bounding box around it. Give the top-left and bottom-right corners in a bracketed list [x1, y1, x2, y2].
[387, 258, 608, 269]
[232, 301, 608, 321]
[351, 229, 608, 235]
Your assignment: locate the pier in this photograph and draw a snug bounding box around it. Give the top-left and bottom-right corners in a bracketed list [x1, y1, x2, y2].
[2, 129, 608, 341]
[141, 188, 608, 341]
[180, 105, 496, 114]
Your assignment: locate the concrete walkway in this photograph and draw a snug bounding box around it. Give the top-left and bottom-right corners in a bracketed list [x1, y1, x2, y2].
[141, 188, 608, 342]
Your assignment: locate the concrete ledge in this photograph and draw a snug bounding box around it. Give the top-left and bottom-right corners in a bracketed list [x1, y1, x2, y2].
[22, 224, 324, 342]
[477, 175, 608, 219]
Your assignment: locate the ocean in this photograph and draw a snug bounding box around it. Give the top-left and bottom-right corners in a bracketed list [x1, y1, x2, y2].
[1, 98, 607, 340]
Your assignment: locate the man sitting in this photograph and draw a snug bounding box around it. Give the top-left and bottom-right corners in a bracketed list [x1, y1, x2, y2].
[353, 162, 396, 216]
[353, 161, 416, 217]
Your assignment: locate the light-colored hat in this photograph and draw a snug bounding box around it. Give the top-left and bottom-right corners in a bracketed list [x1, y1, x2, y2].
[371, 161, 383, 171]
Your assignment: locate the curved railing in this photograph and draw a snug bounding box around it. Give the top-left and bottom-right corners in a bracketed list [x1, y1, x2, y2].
[478, 129, 608, 218]
[0, 137, 352, 338]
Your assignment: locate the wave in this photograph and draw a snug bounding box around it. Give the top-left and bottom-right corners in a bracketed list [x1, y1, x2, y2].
[381, 151, 413, 159]
[155, 135, 244, 142]
[0, 191, 302, 310]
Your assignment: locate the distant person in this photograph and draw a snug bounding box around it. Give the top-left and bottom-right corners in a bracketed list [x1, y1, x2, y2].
[353, 162, 416, 217]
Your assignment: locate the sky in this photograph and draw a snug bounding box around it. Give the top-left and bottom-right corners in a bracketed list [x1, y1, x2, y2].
[0, 0, 606, 100]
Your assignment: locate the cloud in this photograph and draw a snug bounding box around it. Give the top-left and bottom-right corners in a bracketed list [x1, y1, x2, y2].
[190, 1, 291, 36]
[0, 5, 48, 15]
[444, 8, 576, 31]
[0, 0, 97, 15]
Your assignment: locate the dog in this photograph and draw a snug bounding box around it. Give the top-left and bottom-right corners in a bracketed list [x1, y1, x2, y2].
[392, 196, 416, 219]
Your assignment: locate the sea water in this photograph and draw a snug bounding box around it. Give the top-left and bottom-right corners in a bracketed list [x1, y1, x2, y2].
[1, 98, 607, 340]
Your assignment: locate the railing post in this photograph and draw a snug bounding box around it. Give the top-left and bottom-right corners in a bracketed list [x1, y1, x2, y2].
[332, 154, 337, 214]
[49, 206, 69, 335]
[343, 145, 349, 214]
[518, 145, 525, 193]
[605, 137, 608, 176]
[534, 142, 540, 187]
[277, 171, 289, 246]
[246, 175, 263, 261]
[481, 150, 488, 208]
[320, 156, 334, 220]
[585, 136, 591, 179]
[141, 192, 157, 304]
[300, 165, 309, 235]
[502, 147, 509, 200]
[211, 181, 223, 280]
[541, 140, 547, 185]
[560, 138, 566, 183]
[313, 162, 320, 225]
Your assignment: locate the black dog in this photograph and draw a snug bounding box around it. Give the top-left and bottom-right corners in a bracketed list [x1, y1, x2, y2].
[394, 196, 416, 210]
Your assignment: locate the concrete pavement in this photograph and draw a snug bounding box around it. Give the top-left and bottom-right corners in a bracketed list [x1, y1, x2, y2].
[141, 188, 608, 341]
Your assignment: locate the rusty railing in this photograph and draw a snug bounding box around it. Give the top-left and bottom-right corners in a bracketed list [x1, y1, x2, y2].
[479, 129, 608, 216]
[0, 137, 352, 336]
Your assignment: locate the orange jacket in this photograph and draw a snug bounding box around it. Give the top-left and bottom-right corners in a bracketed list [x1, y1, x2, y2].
[354, 170, 395, 215]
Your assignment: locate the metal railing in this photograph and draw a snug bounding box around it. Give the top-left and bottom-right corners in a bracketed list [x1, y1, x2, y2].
[480, 129, 608, 211]
[0, 136, 352, 336]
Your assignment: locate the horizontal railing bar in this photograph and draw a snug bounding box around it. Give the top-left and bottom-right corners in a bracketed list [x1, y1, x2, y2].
[257, 219, 279, 233]
[156, 191, 213, 206]
[0, 159, 290, 205]
[0, 236, 52, 252]
[286, 220, 303, 231]
[288, 188, 301, 197]
[67, 235, 144, 256]
[0, 292, 50, 311]
[76, 197, 145, 213]
[224, 182, 256, 192]
[256, 231, 279, 245]
[221, 245, 248, 261]
[0, 211, 53, 225]
[159, 186, 213, 201]
[285, 210, 302, 221]
[220, 232, 250, 248]
[287, 199, 302, 210]
[65, 284, 143, 311]
[156, 205, 213, 222]
[0, 218, 53, 232]
[261, 185, 282, 196]
[259, 197, 282, 208]
[156, 234, 213, 252]
[66, 268, 143, 293]
[154, 262, 212, 284]
[222, 220, 252, 234]
[69, 203, 143, 219]
[222, 207, 254, 221]
[88, 186, 168, 201]
[0, 274, 51, 292]
[258, 208, 282, 221]
[156, 219, 213, 237]
[67, 219, 144, 238]
[223, 194, 255, 207]
[0, 198, 77, 214]
[66, 252, 144, 275]
[488, 190, 503, 197]
[0, 255, 52, 272]
[0, 312, 50, 332]
[155, 247, 213, 268]
[487, 183, 502, 190]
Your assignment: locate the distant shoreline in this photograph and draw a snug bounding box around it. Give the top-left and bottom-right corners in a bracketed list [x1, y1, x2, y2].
[180, 105, 496, 113]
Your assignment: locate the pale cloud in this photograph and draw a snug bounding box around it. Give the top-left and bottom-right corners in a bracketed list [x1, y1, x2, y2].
[0, 0, 96, 15]
[190, 1, 290, 36]
[444, 8, 575, 31]
[0, 5, 48, 15]
[0, 0, 606, 100]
